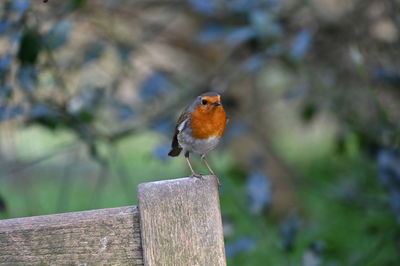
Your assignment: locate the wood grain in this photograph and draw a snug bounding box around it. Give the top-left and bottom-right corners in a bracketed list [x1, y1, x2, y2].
[0, 206, 143, 265]
[138, 175, 226, 266]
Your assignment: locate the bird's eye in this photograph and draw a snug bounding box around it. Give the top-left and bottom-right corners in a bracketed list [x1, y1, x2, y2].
[201, 99, 208, 105]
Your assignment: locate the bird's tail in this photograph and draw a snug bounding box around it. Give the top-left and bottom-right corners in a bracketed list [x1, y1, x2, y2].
[168, 132, 182, 157]
[168, 147, 182, 157]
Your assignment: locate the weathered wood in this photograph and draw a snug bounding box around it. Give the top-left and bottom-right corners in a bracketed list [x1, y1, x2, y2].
[138, 175, 226, 266]
[0, 176, 227, 265]
[0, 206, 143, 265]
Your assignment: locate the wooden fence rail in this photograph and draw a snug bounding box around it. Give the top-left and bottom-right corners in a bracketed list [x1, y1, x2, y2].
[0, 175, 226, 266]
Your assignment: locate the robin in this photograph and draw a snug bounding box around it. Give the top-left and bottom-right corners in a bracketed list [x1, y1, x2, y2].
[168, 92, 227, 184]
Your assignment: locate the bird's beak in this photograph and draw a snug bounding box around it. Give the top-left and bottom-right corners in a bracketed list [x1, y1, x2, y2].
[212, 101, 221, 106]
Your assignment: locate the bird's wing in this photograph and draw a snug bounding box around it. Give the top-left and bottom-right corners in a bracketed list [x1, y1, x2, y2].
[168, 110, 190, 157]
[176, 111, 190, 132]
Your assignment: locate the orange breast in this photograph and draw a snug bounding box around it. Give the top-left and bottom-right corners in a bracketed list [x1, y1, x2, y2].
[190, 106, 227, 139]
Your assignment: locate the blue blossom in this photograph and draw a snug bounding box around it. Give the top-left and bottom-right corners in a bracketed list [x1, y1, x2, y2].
[225, 237, 256, 258]
[246, 171, 271, 214]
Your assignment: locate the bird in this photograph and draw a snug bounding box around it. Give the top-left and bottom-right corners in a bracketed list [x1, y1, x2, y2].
[168, 92, 227, 184]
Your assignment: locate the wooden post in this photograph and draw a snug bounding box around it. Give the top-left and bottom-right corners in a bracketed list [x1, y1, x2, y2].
[138, 175, 226, 266]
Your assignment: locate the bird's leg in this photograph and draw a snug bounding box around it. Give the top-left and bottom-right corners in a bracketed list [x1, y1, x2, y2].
[201, 154, 220, 185]
[185, 151, 202, 179]
[201, 154, 215, 175]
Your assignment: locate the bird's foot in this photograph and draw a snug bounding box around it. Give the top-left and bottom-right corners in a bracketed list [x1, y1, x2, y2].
[190, 173, 220, 186]
[213, 175, 221, 186]
[190, 173, 204, 179]
[206, 173, 221, 186]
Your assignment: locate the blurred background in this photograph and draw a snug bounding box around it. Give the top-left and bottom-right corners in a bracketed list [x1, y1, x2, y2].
[1, 0, 400, 265]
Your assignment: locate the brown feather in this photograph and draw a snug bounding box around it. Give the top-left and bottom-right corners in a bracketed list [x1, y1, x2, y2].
[168, 109, 190, 157]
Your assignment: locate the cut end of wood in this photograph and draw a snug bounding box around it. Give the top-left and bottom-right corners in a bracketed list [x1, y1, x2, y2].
[138, 175, 219, 192]
[138, 175, 226, 266]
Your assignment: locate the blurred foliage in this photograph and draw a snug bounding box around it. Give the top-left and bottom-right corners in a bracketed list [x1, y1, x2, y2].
[1, 0, 400, 265]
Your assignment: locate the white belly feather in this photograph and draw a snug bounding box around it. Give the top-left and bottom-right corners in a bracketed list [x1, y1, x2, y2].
[178, 131, 220, 155]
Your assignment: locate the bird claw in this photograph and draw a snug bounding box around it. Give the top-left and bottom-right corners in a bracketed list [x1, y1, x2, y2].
[213, 174, 221, 186]
[190, 173, 220, 186]
[190, 173, 204, 179]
